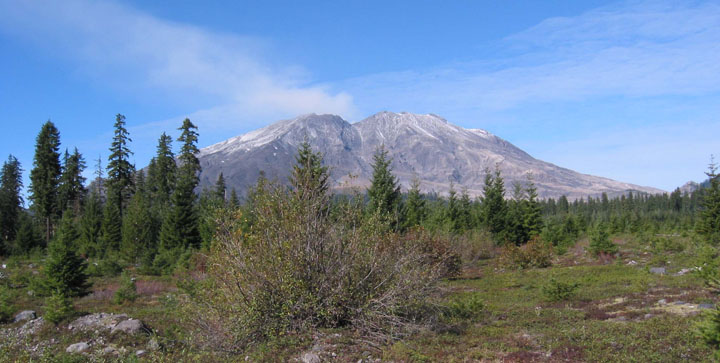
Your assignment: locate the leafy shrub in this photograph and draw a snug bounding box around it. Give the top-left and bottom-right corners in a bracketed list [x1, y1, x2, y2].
[44, 290, 74, 325]
[698, 305, 720, 359]
[404, 228, 461, 278]
[651, 235, 685, 253]
[450, 229, 496, 263]
[87, 258, 123, 277]
[542, 278, 580, 302]
[498, 237, 553, 269]
[113, 271, 138, 305]
[0, 285, 15, 322]
[183, 181, 449, 351]
[442, 293, 485, 322]
[588, 227, 618, 256]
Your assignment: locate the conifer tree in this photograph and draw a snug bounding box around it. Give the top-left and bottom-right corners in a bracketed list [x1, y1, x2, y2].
[156, 119, 201, 272]
[697, 157, 720, 245]
[290, 141, 330, 205]
[403, 177, 427, 229]
[229, 188, 239, 209]
[45, 211, 91, 297]
[0, 155, 23, 250]
[99, 202, 122, 255]
[78, 189, 102, 257]
[367, 146, 401, 224]
[106, 114, 135, 218]
[29, 121, 62, 243]
[57, 148, 86, 214]
[505, 182, 528, 245]
[445, 183, 462, 233]
[458, 188, 474, 231]
[215, 172, 227, 202]
[523, 177, 543, 239]
[13, 211, 39, 254]
[122, 171, 155, 263]
[480, 166, 508, 241]
[147, 133, 176, 206]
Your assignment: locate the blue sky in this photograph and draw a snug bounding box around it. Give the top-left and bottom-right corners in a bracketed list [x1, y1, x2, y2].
[0, 0, 718, 197]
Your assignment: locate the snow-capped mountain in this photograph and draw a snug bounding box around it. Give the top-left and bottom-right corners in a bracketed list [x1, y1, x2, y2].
[197, 112, 664, 199]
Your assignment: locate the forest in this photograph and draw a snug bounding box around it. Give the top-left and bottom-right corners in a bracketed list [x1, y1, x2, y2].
[1, 116, 720, 361]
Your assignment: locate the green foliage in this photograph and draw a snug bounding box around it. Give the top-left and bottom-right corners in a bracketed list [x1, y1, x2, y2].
[498, 237, 554, 269]
[542, 278, 580, 301]
[12, 211, 40, 255]
[589, 226, 618, 256]
[698, 305, 720, 360]
[0, 285, 14, 322]
[121, 171, 156, 263]
[45, 211, 91, 297]
[442, 293, 485, 322]
[113, 270, 138, 305]
[57, 148, 86, 214]
[697, 158, 720, 245]
[367, 146, 402, 227]
[29, 120, 62, 243]
[146, 132, 176, 207]
[44, 290, 75, 325]
[100, 202, 122, 255]
[0, 155, 23, 249]
[480, 166, 507, 241]
[86, 256, 123, 277]
[403, 177, 427, 229]
[106, 113, 135, 217]
[78, 190, 102, 257]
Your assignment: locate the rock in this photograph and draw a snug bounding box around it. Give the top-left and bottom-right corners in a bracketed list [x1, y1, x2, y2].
[66, 342, 90, 353]
[68, 313, 129, 332]
[674, 268, 692, 276]
[111, 319, 147, 335]
[136, 350, 147, 357]
[674, 301, 686, 305]
[644, 313, 653, 319]
[13, 310, 36, 323]
[650, 267, 666, 275]
[658, 299, 667, 305]
[103, 347, 116, 355]
[699, 303, 715, 309]
[1, 263, 6, 268]
[301, 352, 321, 363]
[27, 290, 34, 297]
[627, 260, 637, 265]
[147, 338, 161, 351]
[19, 317, 46, 336]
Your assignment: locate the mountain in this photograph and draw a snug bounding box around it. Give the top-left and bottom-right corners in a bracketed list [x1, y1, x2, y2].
[197, 112, 664, 199]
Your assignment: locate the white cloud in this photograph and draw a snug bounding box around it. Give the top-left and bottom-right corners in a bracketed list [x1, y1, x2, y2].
[0, 0, 356, 131]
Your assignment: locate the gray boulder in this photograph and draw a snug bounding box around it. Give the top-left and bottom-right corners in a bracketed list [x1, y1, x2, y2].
[13, 310, 36, 323]
[66, 342, 90, 353]
[301, 352, 321, 363]
[68, 313, 128, 332]
[650, 267, 666, 275]
[111, 318, 147, 335]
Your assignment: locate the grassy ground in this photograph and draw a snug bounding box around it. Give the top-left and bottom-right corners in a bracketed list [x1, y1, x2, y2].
[0, 233, 716, 362]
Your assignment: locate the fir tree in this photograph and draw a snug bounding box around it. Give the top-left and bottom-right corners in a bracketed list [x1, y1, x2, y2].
[445, 183, 462, 233]
[215, 172, 227, 202]
[78, 190, 102, 257]
[290, 141, 330, 205]
[122, 171, 155, 263]
[481, 166, 507, 241]
[57, 148, 86, 214]
[99, 202, 122, 255]
[458, 187, 474, 231]
[147, 133, 176, 206]
[29, 121, 62, 243]
[505, 182, 528, 245]
[697, 157, 720, 245]
[403, 177, 427, 229]
[0, 155, 23, 249]
[45, 211, 91, 297]
[106, 114, 135, 218]
[229, 188, 239, 209]
[523, 177, 543, 239]
[367, 146, 401, 224]
[13, 211, 39, 255]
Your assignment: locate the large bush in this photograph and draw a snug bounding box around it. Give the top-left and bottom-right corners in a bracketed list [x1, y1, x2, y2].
[184, 177, 450, 351]
[497, 237, 554, 269]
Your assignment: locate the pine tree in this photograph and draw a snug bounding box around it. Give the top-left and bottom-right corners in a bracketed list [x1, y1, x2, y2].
[45, 211, 91, 297]
[458, 188, 474, 231]
[122, 171, 155, 263]
[99, 202, 122, 255]
[523, 177, 543, 239]
[290, 141, 330, 205]
[481, 166, 507, 241]
[57, 148, 86, 214]
[78, 190, 102, 257]
[445, 183, 462, 233]
[403, 177, 427, 229]
[106, 114, 135, 218]
[0, 155, 23, 250]
[697, 157, 720, 245]
[367, 146, 401, 225]
[147, 133, 176, 206]
[29, 121, 62, 243]
[215, 172, 227, 202]
[13, 211, 39, 255]
[229, 188, 239, 209]
[505, 182, 528, 245]
[156, 119, 201, 273]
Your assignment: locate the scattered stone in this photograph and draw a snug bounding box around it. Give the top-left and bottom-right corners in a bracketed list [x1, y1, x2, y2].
[19, 317, 46, 336]
[627, 260, 638, 265]
[103, 347, 116, 355]
[147, 338, 161, 351]
[13, 310, 36, 323]
[68, 313, 129, 332]
[644, 313, 653, 319]
[136, 350, 147, 357]
[66, 342, 90, 353]
[674, 301, 686, 305]
[301, 352, 321, 363]
[650, 267, 666, 275]
[1, 263, 6, 268]
[617, 316, 627, 321]
[699, 303, 715, 309]
[111, 318, 147, 335]
[27, 290, 34, 297]
[657, 299, 667, 305]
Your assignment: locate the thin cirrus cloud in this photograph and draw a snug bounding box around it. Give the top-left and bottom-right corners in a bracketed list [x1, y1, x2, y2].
[339, 1, 720, 117]
[0, 0, 356, 131]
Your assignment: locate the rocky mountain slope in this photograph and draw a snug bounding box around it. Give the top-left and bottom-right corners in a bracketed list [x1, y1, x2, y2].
[198, 112, 664, 199]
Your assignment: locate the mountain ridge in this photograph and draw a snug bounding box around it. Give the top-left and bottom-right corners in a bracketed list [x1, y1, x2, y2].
[197, 112, 664, 199]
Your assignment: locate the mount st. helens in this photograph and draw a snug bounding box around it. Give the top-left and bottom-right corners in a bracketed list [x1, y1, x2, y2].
[197, 111, 663, 199]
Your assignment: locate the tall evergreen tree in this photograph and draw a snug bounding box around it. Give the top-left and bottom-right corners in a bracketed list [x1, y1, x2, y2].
[106, 114, 135, 218]
[122, 171, 155, 263]
[57, 148, 86, 214]
[229, 188, 239, 209]
[403, 177, 427, 229]
[29, 121, 62, 243]
[0, 155, 23, 249]
[156, 119, 201, 272]
[78, 189, 102, 257]
[215, 172, 227, 202]
[480, 166, 508, 241]
[290, 141, 330, 204]
[523, 177, 543, 239]
[445, 183, 462, 233]
[45, 211, 91, 297]
[367, 146, 401, 224]
[697, 157, 720, 245]
[99, 202, 122, 255]
[13, 211, 40, 254]
[147, 133, 176, 206]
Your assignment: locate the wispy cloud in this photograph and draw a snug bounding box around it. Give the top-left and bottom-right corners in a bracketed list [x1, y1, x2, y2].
[0, 0, 356, 132]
